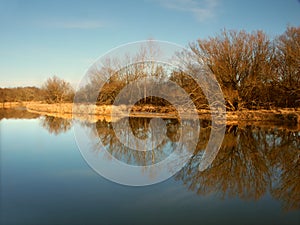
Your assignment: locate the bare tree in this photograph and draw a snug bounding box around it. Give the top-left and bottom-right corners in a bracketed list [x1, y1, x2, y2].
[189, 29, 275, 110]
[75, 27, 299, 109]
[42, 76, 74, 103]
[274, 26, 300, 107]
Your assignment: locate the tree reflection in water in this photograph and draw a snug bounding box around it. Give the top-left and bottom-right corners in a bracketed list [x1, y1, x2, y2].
[94, 117, 199, 166]
[41, 116, 72, 135]
[93, 118, 299, 211]
[267, 128, 300, 210]
[175, 125, 300, 211]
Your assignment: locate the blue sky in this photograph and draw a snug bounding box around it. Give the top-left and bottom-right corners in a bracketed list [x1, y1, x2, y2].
[0, 0, 300, 87]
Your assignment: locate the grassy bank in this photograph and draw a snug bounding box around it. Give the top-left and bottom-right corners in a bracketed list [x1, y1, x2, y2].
[23, 102, 300, 125]
[0, 101, 39, 108]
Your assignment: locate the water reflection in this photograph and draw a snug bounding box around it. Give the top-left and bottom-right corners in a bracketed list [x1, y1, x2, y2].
[90, 118, 299, 211]
[175, 125, 300, 211]
[269, 128, 300, 210]
[94, 117, 193, 166]
[0, 108, 39, 120]
[40, 116, 72, 135]
[38, 116, 300, 211]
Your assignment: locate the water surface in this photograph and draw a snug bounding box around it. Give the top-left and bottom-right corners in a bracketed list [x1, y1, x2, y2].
[0, 110, 299, 225]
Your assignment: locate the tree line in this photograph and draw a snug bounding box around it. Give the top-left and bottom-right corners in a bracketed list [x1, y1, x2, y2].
[1, 26, 299, 110]
[188, 26, 300, 110]
[0, 76, 74, 104]
[76, 25, 300, 110]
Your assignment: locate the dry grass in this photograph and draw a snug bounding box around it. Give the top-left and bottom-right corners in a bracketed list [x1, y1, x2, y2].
[20, 102, 300, 126]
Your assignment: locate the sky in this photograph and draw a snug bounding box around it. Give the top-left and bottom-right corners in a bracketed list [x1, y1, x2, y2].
[0, 0, 300, 88]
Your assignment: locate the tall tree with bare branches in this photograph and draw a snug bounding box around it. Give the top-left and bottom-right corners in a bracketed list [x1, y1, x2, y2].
[42, 76, 74, 103]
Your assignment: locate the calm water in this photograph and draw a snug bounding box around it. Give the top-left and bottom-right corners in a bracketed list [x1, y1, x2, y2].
[0, 109, 299, 225]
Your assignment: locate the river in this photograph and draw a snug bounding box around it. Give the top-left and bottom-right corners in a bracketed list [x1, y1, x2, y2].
[0, 109, 299, 225]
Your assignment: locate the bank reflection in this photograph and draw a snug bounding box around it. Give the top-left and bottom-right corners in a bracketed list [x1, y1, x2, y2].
[0, 108, 40, 120]
[41, 116, 72, 135]
[93, 118, 299, 211]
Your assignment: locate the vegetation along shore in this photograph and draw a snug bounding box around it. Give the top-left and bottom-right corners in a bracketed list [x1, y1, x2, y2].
[1, 26, 299, 125]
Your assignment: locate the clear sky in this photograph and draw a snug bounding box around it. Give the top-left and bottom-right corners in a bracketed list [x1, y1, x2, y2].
[1, 0, 300, 87]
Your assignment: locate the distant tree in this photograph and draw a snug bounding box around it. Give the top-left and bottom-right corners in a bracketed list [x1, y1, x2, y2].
[42, 76, 74, 103]
[0, 88, 6, 106]
[0, 87, 44, 104]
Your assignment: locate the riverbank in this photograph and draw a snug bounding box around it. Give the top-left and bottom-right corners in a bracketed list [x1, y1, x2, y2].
[0, 101, 35, 109]
[21, 102, 300, 125]
[1, 101, 299, 124]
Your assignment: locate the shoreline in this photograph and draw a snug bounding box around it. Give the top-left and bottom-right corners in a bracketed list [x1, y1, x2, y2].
[2, 101, 299, 125]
